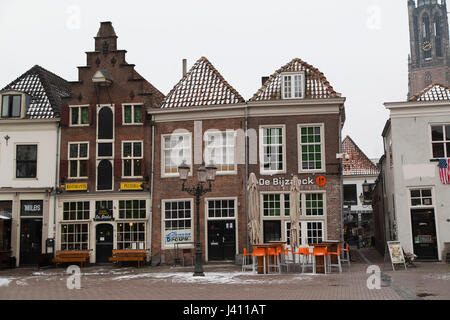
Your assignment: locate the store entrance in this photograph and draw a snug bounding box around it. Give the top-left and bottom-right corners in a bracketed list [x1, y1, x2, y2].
[20, 218, 42, 266]
[411, 209, 438, 260]
[207, 220, 236, 261]
[96, 224, 113, 264]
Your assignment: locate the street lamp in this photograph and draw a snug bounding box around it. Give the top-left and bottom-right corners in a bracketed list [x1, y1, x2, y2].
[178, 160, 217, 276]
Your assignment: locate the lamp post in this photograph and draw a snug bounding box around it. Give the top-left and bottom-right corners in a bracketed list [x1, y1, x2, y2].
[178, 160, 217, 276]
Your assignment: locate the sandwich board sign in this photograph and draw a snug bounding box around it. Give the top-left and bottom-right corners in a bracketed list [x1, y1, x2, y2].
[387, 241, 407, 271]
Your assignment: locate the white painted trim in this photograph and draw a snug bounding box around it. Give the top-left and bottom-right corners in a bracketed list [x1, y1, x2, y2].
[160, 132, 193, 178]
[259, 124, 287, 175]
[297, 123, 326, 174]
[161, 198, 195, 250]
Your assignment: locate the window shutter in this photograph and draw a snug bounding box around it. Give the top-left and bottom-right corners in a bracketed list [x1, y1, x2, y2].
[114, 158, 122, 178]
[141, 105, 146, 124]
[60, 160, 68, 179]
[60, 107, 69, 126]
[115, 105, 122, 125]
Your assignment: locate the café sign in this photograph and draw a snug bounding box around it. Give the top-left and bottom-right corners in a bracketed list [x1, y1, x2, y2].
[120, 182, 143, 191]
[65, 183, 88, 191]
[258, 176, 327, 187]
[94, 208, 114, 221]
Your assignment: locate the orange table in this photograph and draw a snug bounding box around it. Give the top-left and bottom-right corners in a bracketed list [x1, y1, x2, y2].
[310, 241, 342, 274]
[251, 242, 286, 274]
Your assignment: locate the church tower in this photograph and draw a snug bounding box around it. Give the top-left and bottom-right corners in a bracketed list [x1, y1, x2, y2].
[408, 0, 450, 98]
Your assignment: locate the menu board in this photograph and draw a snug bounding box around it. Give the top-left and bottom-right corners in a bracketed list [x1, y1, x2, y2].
[387, 241, 405, 264]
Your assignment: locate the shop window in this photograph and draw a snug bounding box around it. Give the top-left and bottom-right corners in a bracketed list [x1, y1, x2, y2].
[299, 124, 324, 172]
[260, 126, 285, 174]
[305, 193, 324, 216]
[117, 222, 145, 250]
[97, 160, 113, 191]
[263, 220, 281, 243]
[69, 143, 88, 178]
[122, 141, 143, 178]
[60, 223, 89, 250]
[207, 199, 235, 218]
[343, 184, 358, 205]
[431, 124, 450, 158]
[16, 144, 37, 178]
[119, 200, 146, 219]
[0, 201, 12, 251]
[70, 106, 89, 126]
[63, 202, 90, 220]
[123, 105, 142, 124]
[162, 133, 191, 176]
[205, 131, 236, 173]
[307, 221, 324, 244]
[163, 200, 193, 247]
[410, 189, 433, 207]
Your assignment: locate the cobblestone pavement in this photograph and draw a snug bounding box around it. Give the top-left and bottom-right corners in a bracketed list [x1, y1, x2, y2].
[0, 248, 448, 300]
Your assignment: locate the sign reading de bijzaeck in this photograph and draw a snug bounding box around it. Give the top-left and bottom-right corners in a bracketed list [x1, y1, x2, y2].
[258, 176, 327, 187]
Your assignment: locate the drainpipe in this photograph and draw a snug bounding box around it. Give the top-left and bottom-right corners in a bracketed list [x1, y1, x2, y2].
[339, 107, 344, 243]
[149, 114, 155, 265]
[53, 121, 61, 252]
[245, 103, 249, 253]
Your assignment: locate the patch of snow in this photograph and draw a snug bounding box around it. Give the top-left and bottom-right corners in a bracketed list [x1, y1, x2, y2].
[0, 278, 12, 287]
[15, 280, 28, 286]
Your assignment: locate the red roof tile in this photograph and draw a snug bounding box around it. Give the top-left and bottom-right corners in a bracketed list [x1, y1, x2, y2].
[409, 83, 450, 102]
[250, 58, 338, 101]
[160, 57, 244, 108]
[342, 136, 379, 176]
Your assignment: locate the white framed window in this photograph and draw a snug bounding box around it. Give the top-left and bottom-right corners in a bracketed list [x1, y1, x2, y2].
[285, 221, 302, 247]
[1, 94, 22, 118]
[96, 105, 114, 191]
[305, 193, 325, 216]
[117, 222, 146, 250]
[161, 133, 192, 177]
[162, 199, 193, 248]
[204, 130, 236, 174]
[62, 201, 90, 221]
[281, 72, 305, 99]
[430, 124, 450, 159]
[68, 142, 89, 179]
[15, 144, 38, 179]
[409, 188, 433, 207]
[259, 125, 286, 174]
[70, 106, 89, 126]
[298, 124, 325, 172]
[207, 199, 236, 219]
[305, 221, 324, 244]
[122, 141, 143, 178]
[60, 223, 89, 250]
[119, 200, 146, 219]
[122, 104, 143, 125]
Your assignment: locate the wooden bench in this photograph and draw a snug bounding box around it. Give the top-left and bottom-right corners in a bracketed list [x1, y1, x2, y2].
[52, 250, 90, 267]
[108, 249, 148, 268]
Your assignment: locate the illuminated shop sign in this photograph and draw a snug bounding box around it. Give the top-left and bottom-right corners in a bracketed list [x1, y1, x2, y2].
[94, 208, 114, 221]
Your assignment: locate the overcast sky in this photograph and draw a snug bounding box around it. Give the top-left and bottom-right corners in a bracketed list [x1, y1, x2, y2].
[0, 0, 416, 159]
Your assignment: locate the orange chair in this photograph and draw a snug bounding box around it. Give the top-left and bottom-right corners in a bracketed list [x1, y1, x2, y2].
[326, 247, 342, 273]
[340, 243, 351, 267]
[252, 248, 267, 274]
[242, 248, 254, 272]
[297, 247, 313, 273]
[267, 247, 280, 274]
[312, 247, 328, 274]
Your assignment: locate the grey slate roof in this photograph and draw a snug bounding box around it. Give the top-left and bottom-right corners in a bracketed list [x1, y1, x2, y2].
[1, 65, 70, 119]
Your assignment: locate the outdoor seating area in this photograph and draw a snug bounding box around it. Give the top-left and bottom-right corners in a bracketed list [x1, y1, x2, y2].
[52, 250, 91, 268]
[242, 242, 351, 275]
[108, 249, 148, 268]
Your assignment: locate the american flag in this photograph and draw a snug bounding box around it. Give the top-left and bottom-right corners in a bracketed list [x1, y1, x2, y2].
[438, 159, 450, 184]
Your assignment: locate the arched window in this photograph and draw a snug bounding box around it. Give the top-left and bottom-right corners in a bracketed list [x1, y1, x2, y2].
[422, 14, 432, 59]
[97, 160, 112, 191]
[434, 14, 442, 57]
[424, 72, 432, 87]
[98, 106, 113, 140]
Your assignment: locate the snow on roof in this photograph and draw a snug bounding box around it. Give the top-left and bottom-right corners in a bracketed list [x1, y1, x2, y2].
[342, 136, 380, 176]
[250, 58, 338, 101]
[160, 57, 244, 108]
[409, 83, 450, 102]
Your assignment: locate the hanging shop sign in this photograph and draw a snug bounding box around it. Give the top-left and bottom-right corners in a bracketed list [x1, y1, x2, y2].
[258, 175, 327, 187]
[94, 208, 114, 221]
[20, 200, 43, 217]
[65, 183, 88, 191]
[120, 182, 143, 191]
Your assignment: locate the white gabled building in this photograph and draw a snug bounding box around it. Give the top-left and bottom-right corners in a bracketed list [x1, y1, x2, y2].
[0, 65, 69, 267]
[379, 83, 450, 261]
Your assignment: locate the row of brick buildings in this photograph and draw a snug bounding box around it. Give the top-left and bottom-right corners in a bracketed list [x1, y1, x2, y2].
[0, 22, 346, 266]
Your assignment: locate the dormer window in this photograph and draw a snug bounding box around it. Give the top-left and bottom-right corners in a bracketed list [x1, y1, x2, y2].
[281, 72, 305, 99]
[1, 94, 22, 118]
